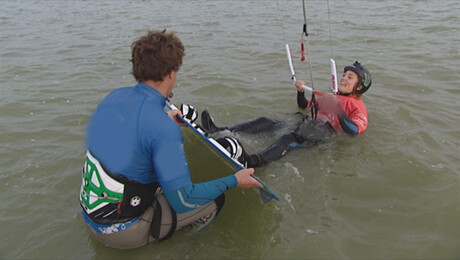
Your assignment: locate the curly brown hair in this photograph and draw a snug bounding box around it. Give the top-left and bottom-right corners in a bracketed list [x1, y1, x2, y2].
[131, 30, 185, 82]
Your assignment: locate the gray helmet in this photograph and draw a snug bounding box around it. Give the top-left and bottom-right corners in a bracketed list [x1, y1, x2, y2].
[344, 61, 372, 94]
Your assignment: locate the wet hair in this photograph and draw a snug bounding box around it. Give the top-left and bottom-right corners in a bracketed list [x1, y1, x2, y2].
[131, 29, 185, 82]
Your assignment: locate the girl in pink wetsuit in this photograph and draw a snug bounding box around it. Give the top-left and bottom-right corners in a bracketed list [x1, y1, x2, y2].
[201, 61, 372, 167]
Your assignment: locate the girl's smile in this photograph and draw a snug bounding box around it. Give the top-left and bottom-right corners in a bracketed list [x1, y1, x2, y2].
[338, 70, 359, 94]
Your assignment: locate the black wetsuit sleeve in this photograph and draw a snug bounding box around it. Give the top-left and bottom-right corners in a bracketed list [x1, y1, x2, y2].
[297, 91, 308, 109]
[336, 105, 359, 136]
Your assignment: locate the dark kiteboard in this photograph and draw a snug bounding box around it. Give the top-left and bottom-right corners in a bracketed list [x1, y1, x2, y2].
[166, 102, 279, 203]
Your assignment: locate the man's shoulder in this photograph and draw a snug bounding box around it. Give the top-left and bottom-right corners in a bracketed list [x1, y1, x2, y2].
[111, 85, 137, 95]
[100, 86, 136, 103]
[138, 102, 180, 136]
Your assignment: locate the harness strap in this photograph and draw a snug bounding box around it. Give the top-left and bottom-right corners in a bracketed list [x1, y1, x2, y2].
[150, 197, 177, 241]
[310, 93, 318, 120]
[162, 204, 177, 241]
[150, 199, 163, 240]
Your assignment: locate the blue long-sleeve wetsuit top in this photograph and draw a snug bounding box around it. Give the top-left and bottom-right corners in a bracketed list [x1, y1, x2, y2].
[87, 82, 237, 214]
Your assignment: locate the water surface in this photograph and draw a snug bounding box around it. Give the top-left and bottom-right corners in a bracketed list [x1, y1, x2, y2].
[1, 0, 459, 259]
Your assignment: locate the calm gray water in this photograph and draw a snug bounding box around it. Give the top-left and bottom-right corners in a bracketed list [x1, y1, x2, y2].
[1, 0, 459, 259]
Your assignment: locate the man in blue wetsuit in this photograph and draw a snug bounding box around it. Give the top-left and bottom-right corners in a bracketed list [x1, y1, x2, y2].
[79, 30, 262, 249]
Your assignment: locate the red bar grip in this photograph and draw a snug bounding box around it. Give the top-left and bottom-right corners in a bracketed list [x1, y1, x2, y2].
[301, 43, 305, 61]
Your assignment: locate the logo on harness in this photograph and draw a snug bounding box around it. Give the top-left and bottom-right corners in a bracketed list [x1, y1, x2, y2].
[130, 196, 141, 207]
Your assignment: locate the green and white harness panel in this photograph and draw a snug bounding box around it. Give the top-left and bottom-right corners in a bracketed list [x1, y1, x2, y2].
[80, 151, 124, 215]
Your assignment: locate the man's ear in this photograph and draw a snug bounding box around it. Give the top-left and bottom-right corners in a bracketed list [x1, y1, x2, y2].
[168, 70, 177, 79]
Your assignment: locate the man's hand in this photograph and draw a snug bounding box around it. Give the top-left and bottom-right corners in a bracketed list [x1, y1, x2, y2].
[167, 109, 187, 127]
[234, 168, 263, 189]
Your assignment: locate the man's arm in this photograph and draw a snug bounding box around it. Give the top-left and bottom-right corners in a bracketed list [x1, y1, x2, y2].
[163, 175, 237, 213]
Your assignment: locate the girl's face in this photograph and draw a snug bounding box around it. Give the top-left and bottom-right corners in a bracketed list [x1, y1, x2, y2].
[339, 70, 360, 94]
